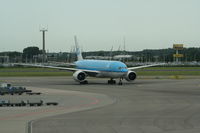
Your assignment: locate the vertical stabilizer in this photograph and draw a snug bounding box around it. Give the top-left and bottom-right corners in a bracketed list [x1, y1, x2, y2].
[74, 36, 83, 61]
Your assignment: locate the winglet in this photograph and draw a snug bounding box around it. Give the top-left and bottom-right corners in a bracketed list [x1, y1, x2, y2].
[74, 36, 83, 61]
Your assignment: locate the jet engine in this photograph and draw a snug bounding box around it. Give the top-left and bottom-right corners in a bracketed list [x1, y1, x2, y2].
[125, 71, 137, 81]
[73, 70, 87, 82]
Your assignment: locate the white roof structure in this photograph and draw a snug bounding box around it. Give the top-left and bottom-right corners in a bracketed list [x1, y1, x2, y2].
[113, 55, 132, 59]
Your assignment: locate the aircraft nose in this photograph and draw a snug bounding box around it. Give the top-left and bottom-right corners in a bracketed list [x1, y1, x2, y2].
[123, 68, 128, 72]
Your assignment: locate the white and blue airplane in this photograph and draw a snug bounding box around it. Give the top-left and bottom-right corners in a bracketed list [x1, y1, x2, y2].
[18, 36, 163, 85]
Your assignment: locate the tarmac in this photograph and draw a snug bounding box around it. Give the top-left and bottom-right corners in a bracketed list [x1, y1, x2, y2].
[0, 77, 115, 133]
[1, 77, 200, 133]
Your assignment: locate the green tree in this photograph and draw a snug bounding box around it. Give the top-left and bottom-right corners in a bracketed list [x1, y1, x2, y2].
[22, 46, 40, 61]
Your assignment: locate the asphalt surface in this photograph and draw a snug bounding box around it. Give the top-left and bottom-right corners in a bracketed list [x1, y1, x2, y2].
[1, 77, 200, 133]
[0, 77, 114, 133]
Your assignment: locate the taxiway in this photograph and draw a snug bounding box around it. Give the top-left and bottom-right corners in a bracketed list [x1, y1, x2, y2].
[1, 77, 200, 133]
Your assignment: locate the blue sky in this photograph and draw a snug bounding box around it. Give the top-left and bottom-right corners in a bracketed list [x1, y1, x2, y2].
[0, 0, 200, 52]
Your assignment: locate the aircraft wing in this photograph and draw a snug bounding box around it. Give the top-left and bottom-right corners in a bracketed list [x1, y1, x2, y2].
[47, 61, 76, 66]
[14, 63, 100, 73]
[128, 63, 165, 70]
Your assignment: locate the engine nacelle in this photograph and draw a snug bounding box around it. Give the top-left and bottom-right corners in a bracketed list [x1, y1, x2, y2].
[125, 71, 137, 81]
[73, 70, 87, 82]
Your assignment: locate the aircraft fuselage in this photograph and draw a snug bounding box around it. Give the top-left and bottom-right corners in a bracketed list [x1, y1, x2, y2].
[75, 60, 128, 78]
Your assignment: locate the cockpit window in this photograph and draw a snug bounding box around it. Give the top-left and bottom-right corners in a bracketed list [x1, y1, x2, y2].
[118, 67, 127, 70]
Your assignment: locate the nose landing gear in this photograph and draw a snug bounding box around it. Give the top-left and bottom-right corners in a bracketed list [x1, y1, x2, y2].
[118, 78, 123, 85]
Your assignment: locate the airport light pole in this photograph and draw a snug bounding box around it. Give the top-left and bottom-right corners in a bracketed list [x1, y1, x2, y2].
[40, 28, 48, 63]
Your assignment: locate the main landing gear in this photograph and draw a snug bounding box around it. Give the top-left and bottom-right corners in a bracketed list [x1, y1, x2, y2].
[108, 78, 116, 84]
[80, 80, 88, 84]
[108, 78, 123, 85]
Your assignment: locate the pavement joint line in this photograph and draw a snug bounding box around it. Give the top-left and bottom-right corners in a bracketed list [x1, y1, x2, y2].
[27, 120, 34, 133]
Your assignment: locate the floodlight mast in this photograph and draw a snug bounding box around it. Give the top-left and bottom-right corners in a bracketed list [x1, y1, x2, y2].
[40, 28, 48, 63]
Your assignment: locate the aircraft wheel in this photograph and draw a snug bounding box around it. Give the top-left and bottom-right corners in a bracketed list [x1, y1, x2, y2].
[118, 82, 123, 85]
[118, 78, 123, 85]
[108, 80, 116, 84]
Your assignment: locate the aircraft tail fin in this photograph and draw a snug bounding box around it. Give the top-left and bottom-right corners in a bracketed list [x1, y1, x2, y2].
[74, 36, 83, 61]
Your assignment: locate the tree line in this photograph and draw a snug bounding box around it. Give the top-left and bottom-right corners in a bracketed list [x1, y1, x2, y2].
[83, 47, 200, 62]
[0, 46, 200, 63]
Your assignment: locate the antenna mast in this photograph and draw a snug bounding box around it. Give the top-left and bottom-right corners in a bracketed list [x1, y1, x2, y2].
[123, 36, 126, 51]
[123, 36, 126, 62]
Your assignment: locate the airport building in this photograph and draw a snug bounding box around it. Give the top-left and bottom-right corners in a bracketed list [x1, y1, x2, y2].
[0, 56, 9, 64]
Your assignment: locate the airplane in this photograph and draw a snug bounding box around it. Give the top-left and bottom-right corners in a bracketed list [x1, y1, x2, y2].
[16, 36, 164, 85]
